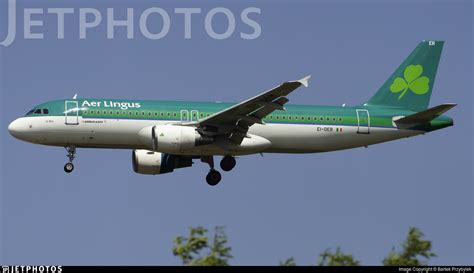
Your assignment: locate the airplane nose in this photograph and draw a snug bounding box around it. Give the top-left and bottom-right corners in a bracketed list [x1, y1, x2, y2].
[8, 118, 25, 138]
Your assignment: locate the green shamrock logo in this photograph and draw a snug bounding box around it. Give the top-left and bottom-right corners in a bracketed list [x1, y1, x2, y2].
[390, 64, 430, 100]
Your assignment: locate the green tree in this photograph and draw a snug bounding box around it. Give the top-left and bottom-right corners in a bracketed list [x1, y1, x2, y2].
[382, 227, 436, 266]
[317, 247, 360, 266]
[174, 226, 435, 266]
[173, 226, 232, 266]
[279, 257, 297, 266]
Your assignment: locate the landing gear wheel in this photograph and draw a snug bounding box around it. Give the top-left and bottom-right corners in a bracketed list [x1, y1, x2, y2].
[64, 146, 76, 173]
[64, 162, 74, 173]
[206, 170, 222, 186]
[220, 156, 236, 172]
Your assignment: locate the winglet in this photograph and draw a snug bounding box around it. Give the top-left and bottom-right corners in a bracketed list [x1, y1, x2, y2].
[73, 93, 78, 99]
[297, 75, 311, 88]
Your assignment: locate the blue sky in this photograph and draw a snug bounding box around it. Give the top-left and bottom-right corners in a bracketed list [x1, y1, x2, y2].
[1, 0, 472, 265]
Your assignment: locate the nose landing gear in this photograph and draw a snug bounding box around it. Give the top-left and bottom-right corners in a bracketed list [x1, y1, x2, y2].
[64, 146, 76, 173]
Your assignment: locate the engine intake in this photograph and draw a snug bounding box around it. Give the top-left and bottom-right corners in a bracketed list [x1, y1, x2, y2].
[132, 149, 192, 175]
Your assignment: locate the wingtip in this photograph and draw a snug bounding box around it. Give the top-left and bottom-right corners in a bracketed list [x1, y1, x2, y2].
[441, 103, 457, 109]
[298, 75, 311, 88]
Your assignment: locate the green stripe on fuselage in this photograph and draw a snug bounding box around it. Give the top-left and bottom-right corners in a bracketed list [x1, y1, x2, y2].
[25, 98, 452, 131]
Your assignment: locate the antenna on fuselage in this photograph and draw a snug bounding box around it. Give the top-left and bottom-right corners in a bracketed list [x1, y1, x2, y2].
[73, 93, 78, 99]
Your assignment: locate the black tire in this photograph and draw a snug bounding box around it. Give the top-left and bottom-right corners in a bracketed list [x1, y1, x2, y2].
[64, 163, 74, 173]
[206, 170, 222, 186]
[220, 156, 236, 172]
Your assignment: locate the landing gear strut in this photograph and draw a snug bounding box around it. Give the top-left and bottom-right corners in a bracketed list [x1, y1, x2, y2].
[201, 156, 221, 186]
[64, 146, 76, 173]
[220, 156, 236, 172]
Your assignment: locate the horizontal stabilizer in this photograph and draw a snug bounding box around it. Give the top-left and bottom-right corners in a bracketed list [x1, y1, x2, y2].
[395, 103, 456, 125]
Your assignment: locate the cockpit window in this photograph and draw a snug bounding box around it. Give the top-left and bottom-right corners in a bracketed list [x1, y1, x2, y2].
[26, 108, 50, 115]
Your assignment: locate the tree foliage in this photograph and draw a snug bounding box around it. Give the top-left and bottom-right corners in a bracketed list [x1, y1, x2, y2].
[382, 227, 436, 266]
[279, 257, 297, 266]
[317, 247, 360, 266]
[173, 226, 232, 266]
[173, 226, 435, 266]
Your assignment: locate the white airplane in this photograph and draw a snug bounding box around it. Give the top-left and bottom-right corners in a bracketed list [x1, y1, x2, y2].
[8, 41, 455, 186]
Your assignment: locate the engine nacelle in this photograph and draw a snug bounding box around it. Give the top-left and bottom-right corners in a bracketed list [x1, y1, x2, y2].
[138, 125, 213, 153]
[132, 149, 192, 175]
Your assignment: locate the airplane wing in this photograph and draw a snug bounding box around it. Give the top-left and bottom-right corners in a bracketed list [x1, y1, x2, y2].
[196, 75, 311, 144]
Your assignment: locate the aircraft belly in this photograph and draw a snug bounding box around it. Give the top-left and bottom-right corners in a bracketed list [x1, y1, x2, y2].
[249, 123, 422, 153]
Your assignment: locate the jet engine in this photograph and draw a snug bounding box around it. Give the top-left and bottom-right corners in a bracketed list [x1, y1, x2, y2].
[138, 125, 213, 153]
[132, 149, 193, 175]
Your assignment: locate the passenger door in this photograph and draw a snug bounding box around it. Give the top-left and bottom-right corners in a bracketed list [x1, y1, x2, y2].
[65, 100, 79, 125]
[356, 109, 370, 134]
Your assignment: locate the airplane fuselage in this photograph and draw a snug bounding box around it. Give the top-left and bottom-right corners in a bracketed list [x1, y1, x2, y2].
[8, 99, 453, 156]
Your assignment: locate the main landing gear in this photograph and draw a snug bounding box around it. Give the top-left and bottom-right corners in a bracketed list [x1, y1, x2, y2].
[201, 155, 237, 186]
[220, 155, 236, 172]
[64, 146, 76, 173]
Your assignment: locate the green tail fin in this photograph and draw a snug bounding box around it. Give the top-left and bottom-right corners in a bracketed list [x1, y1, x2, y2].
[367, 40, 444, 111]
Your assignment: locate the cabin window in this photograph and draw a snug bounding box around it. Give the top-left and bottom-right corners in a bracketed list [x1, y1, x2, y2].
[173, 112, 177, 117]
[200, 113, 204, 117]
[288, 116, 292, 120]
[109, 111, 113, 114]
[307, 117, 311, 121]
[276, 116, 279, 120]
[332, 117, 336, 121]
[339, 117, 343, 122]
[282, 116, 286, 120]
[326, 117, 330, 121]
[148, 112, 152, 116]
[103, 110, 107, 114]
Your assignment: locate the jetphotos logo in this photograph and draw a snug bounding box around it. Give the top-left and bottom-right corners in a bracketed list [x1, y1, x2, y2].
[390, 64, 430, 100]
[0, 0, 262, 47]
